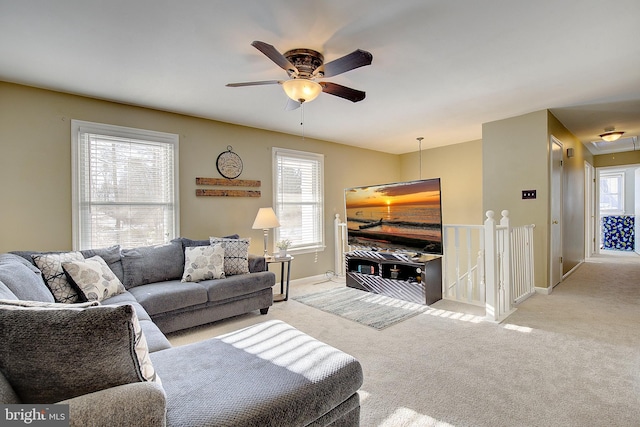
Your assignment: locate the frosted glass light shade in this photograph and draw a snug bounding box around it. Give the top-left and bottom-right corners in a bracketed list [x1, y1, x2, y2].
[282, 79, 322, 103]
[600, 131, 625, 142]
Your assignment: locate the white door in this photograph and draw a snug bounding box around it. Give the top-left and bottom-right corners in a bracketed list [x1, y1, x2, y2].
[585, 162, 595, 258]
[550, 137, 563, 288]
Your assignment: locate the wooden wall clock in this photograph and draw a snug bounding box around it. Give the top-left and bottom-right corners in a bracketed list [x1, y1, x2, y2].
[216, 145, 243, 179]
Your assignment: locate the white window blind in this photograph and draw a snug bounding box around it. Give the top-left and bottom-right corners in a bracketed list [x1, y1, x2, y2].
[71, 120, 179, 250]
[272, 147, 324, 253]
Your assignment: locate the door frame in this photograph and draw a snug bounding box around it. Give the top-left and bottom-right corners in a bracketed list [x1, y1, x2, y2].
[584, 161, 595, 259]
[549, 136, 563, 290]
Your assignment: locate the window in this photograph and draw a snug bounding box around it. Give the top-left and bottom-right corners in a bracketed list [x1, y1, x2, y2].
[272, 147, 324, 254]
[599, 172, 624, 213]
[71, 120, 179, 250]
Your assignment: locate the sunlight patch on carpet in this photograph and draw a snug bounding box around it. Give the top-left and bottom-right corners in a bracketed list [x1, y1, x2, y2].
[379, 407, 455, 427]
[503, 323, 533, 333]
[424, 308, 484, 323]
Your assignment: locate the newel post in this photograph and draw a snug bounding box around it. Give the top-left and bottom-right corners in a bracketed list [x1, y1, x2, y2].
[500, 210, 512, 316]
[334, 214, 344, 276]
[484, 211, 498, 321]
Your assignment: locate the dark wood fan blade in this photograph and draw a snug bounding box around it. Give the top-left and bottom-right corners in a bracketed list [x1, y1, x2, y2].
[251, 41, 298, 74]
[319, 82, 366, 103]
[318, 49, 373, 78]
[226, 80, 282, 87]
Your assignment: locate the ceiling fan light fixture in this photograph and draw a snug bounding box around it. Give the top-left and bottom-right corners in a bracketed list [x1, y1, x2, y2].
[282, 79, 322, 103]
[600, 128, 625, 142]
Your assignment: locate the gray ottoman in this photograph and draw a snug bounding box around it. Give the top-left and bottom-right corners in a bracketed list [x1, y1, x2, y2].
[151, 320, 363, 426]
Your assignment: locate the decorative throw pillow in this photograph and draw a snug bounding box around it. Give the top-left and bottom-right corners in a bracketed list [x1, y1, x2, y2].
[81, 245, 124, 283]
[181, 245, 225, 283]
[0, 299, 99, 309]
[32, 251, 84, 303]
[62, 256, 126, 302]
[0, 303, 159, 403]
[209, 237, 251, 276]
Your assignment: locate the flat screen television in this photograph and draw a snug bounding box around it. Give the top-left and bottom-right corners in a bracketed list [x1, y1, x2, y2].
[344, 178, 442, 255]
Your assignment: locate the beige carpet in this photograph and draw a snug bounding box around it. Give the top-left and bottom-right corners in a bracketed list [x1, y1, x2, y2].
[167, 253, 640, 426]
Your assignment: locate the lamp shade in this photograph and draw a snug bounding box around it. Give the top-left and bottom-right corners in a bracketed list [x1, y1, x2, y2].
[252, 207, 280, 229]
[282, 79, 322, 103]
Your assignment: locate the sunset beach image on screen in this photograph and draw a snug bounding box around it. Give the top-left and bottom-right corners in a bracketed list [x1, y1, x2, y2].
[344, 178, 442, 254]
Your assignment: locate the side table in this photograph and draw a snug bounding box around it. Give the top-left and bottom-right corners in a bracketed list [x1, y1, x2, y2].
[265, 255, 293, 302]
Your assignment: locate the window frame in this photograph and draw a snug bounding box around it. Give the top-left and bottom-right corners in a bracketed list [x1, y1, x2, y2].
[71, 120, 180, 250]
[272, 147, 325, 255]
[599, 171, 625, 214]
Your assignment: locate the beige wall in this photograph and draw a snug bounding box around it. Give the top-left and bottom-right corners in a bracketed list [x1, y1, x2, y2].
[548, 111, 592, 274]
[482, 110, 550, 288]
[399, 139, 483, 225]
[594, 151, 640, 168]
[0, 82, 399, 279]
[483, 109, 592, 289]
[1, 81, 592, 287]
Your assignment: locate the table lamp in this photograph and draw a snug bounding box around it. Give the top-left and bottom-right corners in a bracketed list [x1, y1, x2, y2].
[252, 207, 280, 256]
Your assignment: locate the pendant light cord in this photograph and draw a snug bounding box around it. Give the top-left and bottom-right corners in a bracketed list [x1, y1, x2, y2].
[417, 137, 424, 179]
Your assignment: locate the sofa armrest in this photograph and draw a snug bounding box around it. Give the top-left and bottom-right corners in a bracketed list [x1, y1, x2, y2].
[248, 254, 266, 273]
[59, 382, 166, 427]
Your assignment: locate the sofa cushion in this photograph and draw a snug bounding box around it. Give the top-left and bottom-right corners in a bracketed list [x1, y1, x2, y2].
[127, 280, 208, 316]
[0, 253, 54, 302]
[199, 271, 276, 303]
[32, 251, 84, 303]
[209, 237, 251, 276]
[62, 255, 126, 302]
[0, 370, 20, 404]
[150, 320, 363, 427]
[121, 241, 184, 289]
[0, 279, 18, 301]
[81, 245, 124, 283]
[0, 302, 159, 403]
[181, 244, 225, 283]
[101, 292, 172, 352]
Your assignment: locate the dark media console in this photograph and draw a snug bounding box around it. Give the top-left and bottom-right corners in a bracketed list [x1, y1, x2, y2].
[345, 250, 442, 305]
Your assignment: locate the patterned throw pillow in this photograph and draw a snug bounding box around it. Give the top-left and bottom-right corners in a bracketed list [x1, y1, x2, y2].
[181, 245, 225, 283]
[209, 237, 251, 276]
[0, 303, 159, 403]
[32, 252, 84, 303]
[62, 256, 126, 302]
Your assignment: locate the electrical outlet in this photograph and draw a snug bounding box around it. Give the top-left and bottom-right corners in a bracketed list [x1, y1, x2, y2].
[522, 190, 536, 199]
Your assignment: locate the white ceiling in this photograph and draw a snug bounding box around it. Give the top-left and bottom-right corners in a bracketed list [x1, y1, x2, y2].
[1, 0, 639, 154]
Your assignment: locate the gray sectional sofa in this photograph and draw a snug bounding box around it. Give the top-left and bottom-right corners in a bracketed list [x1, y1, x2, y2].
[0, 238, 364, 426]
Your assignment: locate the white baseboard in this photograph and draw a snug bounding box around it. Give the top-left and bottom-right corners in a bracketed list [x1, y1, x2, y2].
[290, 273, 343, 287]
[535, 286, 551, 295]
[563, 260, 583, 279]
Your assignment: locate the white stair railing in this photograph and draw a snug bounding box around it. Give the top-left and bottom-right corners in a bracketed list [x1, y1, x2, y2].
[444, 210, 535, 322]
[334, 214, 348, 277]
[442, 224, 485, 306]
[335, 210, 535, 322]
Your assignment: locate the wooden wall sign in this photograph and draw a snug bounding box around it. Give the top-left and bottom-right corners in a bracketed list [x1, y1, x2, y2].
[195, 177, 261, 197]
[196, 189, 260, 197]
[196, 178, 260, 187]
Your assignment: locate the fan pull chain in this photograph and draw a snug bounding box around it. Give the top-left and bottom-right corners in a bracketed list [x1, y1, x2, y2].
[300, 102, 305, 141]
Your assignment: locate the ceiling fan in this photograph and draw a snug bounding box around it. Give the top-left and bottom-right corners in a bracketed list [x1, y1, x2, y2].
[226, 41, 373, 110]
